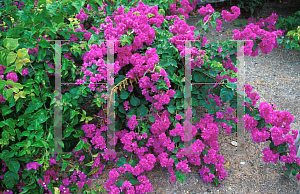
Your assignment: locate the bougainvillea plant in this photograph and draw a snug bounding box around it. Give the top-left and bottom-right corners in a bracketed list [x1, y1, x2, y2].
[0, 0, 300, 193]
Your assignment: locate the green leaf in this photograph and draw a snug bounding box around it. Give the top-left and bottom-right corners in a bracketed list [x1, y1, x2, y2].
[128, 159, 139, 167]
[4, 171, 19, 190]
[3, 118, 15, 129]
[220, 87, 234, 102]
[176, 172, 186, 183]
[105, 4, 113, 16]
[6, 5, 17, 13]
[88, 34, 98, 45]
[266, 123, 273, 129]
[202, 22, 209, 32]
[4, 88, 13, 102]
[38, 38, 50, 48]
[208, 108, 215, 115]
[170, 155, 177, 160]
[169, 59, 177, 67]
[174, 90, 183, 98]
[72, 1, 83, 14]
[277, 144, 287, 154]
[210, 20, 217, 29]
[74, 140, 84, 151]
[212, 12, 220, 20]
[1, 105, 13, 116]
[118, 105, 126, 114]
[167, 105, 176, 114]
[127, 108, 137, 119]
[38, 48, 46, 62]
[193, 72, 203, 82]
[206, 70, 218, 77]
[70, 110, 80, 119]
[159, 59, 170, 68]
[61, 160, 69, 171]
[16, 10, 29, 24]
[24, 99, 43, 114]
[46, 1, 59, 15]
[6, 52, 17, 65]
[125, 171, 133, 179]
[292, 169, 298, 176]
[130, 95, 140, 106]
[179, 142, 185, 149]
[37, 0, 46, 6]
[116, 180, 125, 188]
[120, 90, 129, 99]
[148, 115, 155, 122]
[21, 131, 30, 137]
[87, 167, 100, 176]
[191, 97, 198, 106]
[285, 163, 293, 171]
[129, 178, 139, 185]
[137, 104, 148, 118]
[117, 157, 127, 167]
[7, 158, 20, 174]
[17, 48, 29, 59]
[253, 115, 261, 120]
[1, 50, 9, 67]
[32, 140, 44, 147]
[173, 136, 180, 143]
[226, 84, 237, 90]
[3, 38, 19, 51]
[172, 147, 178, 154]
[53, 13, 64, 24]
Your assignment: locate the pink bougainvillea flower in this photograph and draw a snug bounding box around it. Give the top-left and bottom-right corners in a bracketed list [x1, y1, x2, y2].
[26, 162, 42, 170]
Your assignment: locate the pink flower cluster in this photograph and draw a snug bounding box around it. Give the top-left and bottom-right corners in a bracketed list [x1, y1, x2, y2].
[169, 0, 194, 20]
[38, 169, 92, 193]
[280, 144, 299, 164]
[246, 13, 283, 33]
[12, 1, 25, 11]
[158, 132, 175, 152]
[135, 175, 153, 193]
[120, 131, 148, 156]
[38, 169, 59, 191]
[243, 84, 260, 108]
[152, 87, 174, 110]
[196, 114, 219, 143]
[240, 85, 299, 168]
[6, 71, 18, 83]
[26, 162, 42, 170]
[76, 8, 89, 22]
[82, 123, 107, 150]
[262, 147, 280, 163]
[127, 115, 139, 130]
[150, 110, 171, 137]
[124, 101, 131, 111]
[175, 159, 191, 173]
[232, 23, 283, 55]
[198, 4, 215, 15]
[157, 152, 175, 168]
[221, 6, 240, 22]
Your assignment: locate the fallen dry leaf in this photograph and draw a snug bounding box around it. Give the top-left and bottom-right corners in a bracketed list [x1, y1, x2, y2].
[224, 161, 230, 166]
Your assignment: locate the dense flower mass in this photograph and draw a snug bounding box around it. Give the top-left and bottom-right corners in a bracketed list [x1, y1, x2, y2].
[1, 0, 300, 193]
[221, 6, 240, 22]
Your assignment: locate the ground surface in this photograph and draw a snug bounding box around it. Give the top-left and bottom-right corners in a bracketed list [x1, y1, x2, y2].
[88, 1, 300, 193]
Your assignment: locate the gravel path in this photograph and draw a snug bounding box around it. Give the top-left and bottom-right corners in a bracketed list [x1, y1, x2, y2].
[89, 2, 300, 193]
